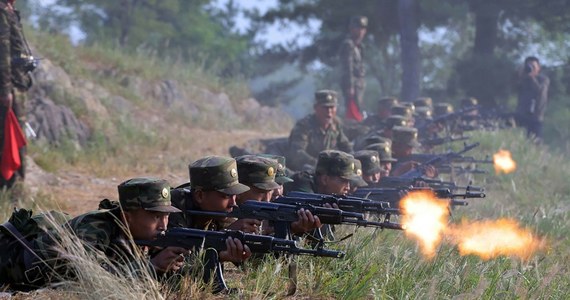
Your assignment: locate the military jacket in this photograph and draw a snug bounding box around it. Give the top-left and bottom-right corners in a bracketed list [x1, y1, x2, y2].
[339, 37, 365, 93]
[288, 114, 352, 170]
[516, 73, 550, 121]
[0, 1, 32, 95]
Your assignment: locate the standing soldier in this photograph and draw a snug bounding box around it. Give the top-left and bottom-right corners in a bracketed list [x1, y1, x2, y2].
[287, 90, 352, 171]
[340, 16, 368, 122]
[0, 0, 35, 188]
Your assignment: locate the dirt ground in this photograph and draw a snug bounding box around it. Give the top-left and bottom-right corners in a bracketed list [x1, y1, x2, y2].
[25, 128, 287, 216]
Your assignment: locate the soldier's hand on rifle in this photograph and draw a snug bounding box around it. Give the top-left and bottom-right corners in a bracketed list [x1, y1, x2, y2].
[219, 237, 252, 263]
[227, 218, 262, 234]
[291, 208, 322, 234]
[423, 164, 438, 178]
[0, 93, 13, 108]
[150, 246, 188, 273]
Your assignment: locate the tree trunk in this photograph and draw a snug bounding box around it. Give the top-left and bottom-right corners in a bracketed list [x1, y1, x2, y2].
[398, 0, 421, 102]
[473, 6, 499, 56]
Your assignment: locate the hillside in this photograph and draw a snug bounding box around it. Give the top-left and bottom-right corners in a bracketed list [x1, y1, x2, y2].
[5, 30, 292, 215]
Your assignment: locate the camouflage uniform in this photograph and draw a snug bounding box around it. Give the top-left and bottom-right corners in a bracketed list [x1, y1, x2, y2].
[0, 0, 33, 186]
[288, 90, 352, 170]
[362, 97, 398, 130]
[169, 156, 249, 229]
[3, 177, 179, 287]
[339, 16, 367, 114]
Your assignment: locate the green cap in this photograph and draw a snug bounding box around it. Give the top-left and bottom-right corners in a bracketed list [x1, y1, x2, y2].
[392, 126, 421, 148]
[378, 97, 399, 109]
[364, 135, 392, 148]
[391, 105, 413, 119]
[414, 97, 433, 108]
[385, 115, 409, 129]
[354, 150, 382, 175]
[350, 16, 368, 28]
[257, 154, 294, 185]
[351, 159, 369, 187]
[400, 102, 416, 113]
[315, 89, 338, 106]
[236, 155, 281, 191]
[316, 150, 361, 182]
[415, 106, 433, 119]
[434, 103, 454, 116]
[118, 177, 181, 213]
[364, 143, 398, 163]
[190, 156, 250, 195]
[461, 97, 478, 107]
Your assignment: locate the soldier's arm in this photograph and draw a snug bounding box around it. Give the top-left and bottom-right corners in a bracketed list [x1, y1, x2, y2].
[0, 11, 12, 96]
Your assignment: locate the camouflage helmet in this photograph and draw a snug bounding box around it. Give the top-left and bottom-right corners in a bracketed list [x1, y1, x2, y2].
[350, 16, 368, 28]
[364, 143, 397, 163]
[414, 97, 433, 108]
[236, 155, 281, 191]
[118, 177, 181, 213]
[378, 97, 399, 109]
[461, 97, 478, 108]
[189, 156, 250, 195]
[354, 150, 382, 175]
[315, 89, 338, 107]
[392, 126, 421, 148]
[433, 103, 454, 116]
[256, 154, 294, 185]
[384, 115, 409, 129]
[316, 150, 361, 182]
[351, 159, 369, 188]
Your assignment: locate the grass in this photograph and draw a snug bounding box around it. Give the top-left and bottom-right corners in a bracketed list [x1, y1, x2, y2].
[3, 128, 569, 299]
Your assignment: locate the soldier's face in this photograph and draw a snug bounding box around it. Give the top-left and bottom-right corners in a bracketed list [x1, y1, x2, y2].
[272, 185, 284, 201]
[392, 143, 413, 158]
[195, 190, 237, 213]
[237, 186, 274, 204]
[318, 175, 350, 195]
[314, 104, 336, 125]
[363, 172, 381, 183]
[351, 27, 367, 42]
[124, 209, 169, 240]
[381, 162, 392, 176]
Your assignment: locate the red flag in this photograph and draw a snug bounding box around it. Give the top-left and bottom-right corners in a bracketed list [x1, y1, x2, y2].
[345, 98, 363, 122]
[1, 108, 27, 180]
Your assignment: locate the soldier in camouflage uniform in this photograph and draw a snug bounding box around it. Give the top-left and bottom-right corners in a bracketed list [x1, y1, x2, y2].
[4, 178, 185, 287]
[287, 90, 352, 171]
[365, 142, 397, 178]
[354, 150, 382, 185]
[339, 16, 368, 121]
[362, 97, 398, 131]
[0, 0, 34, 188]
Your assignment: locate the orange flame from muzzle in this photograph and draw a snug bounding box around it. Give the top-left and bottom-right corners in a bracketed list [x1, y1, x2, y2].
[493, 150, 516, 174]
[400, 191, 544, 261]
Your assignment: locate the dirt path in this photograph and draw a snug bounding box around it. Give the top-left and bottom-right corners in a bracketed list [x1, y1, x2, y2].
[26, 128, 288, 215]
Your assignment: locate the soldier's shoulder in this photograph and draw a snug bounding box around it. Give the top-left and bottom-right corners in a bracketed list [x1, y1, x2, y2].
[293, 114, 316, 129]
[284, 171, 315, 194]
[68, 209, 122, 238]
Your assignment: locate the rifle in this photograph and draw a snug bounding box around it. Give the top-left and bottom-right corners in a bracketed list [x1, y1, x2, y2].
[437, 164, 488, 175]
[453, 155, 494, 165]
[279, 192, 400, 215]
[420, 135, 470, 147]
[399, 142, 480, 178]
[137, 227, 343, 293]
[186, 200, 405, 236]
[352, 186, 485, 207]
[375, 176, 477, 191]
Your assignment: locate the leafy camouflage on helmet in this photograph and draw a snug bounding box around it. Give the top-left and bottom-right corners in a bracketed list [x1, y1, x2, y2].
[315, 150, 361, 182]
[236, 155, 281, 191]
[365, 143, 398, 163]
[189, 156, 250, 195]
[354, 150, 382, 175]
[392, 126, 421, 148]
[314, 89, 338, 106]
[351, 158, 369, 188]
[257, 154, 294, 185]
[118, 177, 180, 213]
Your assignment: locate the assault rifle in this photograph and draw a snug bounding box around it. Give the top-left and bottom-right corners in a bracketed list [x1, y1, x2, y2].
[437, 164, 488, 175]
[375, 176, 477, 190]
[420, 135, 471, 147]
[399, 142, 480, 178]
[352, 186, 485, 207]
[137, 227, 343, 293]
[277, 192, 400, 215]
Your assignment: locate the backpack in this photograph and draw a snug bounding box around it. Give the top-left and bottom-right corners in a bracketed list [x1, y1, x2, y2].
[0, 208, 70, 289]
